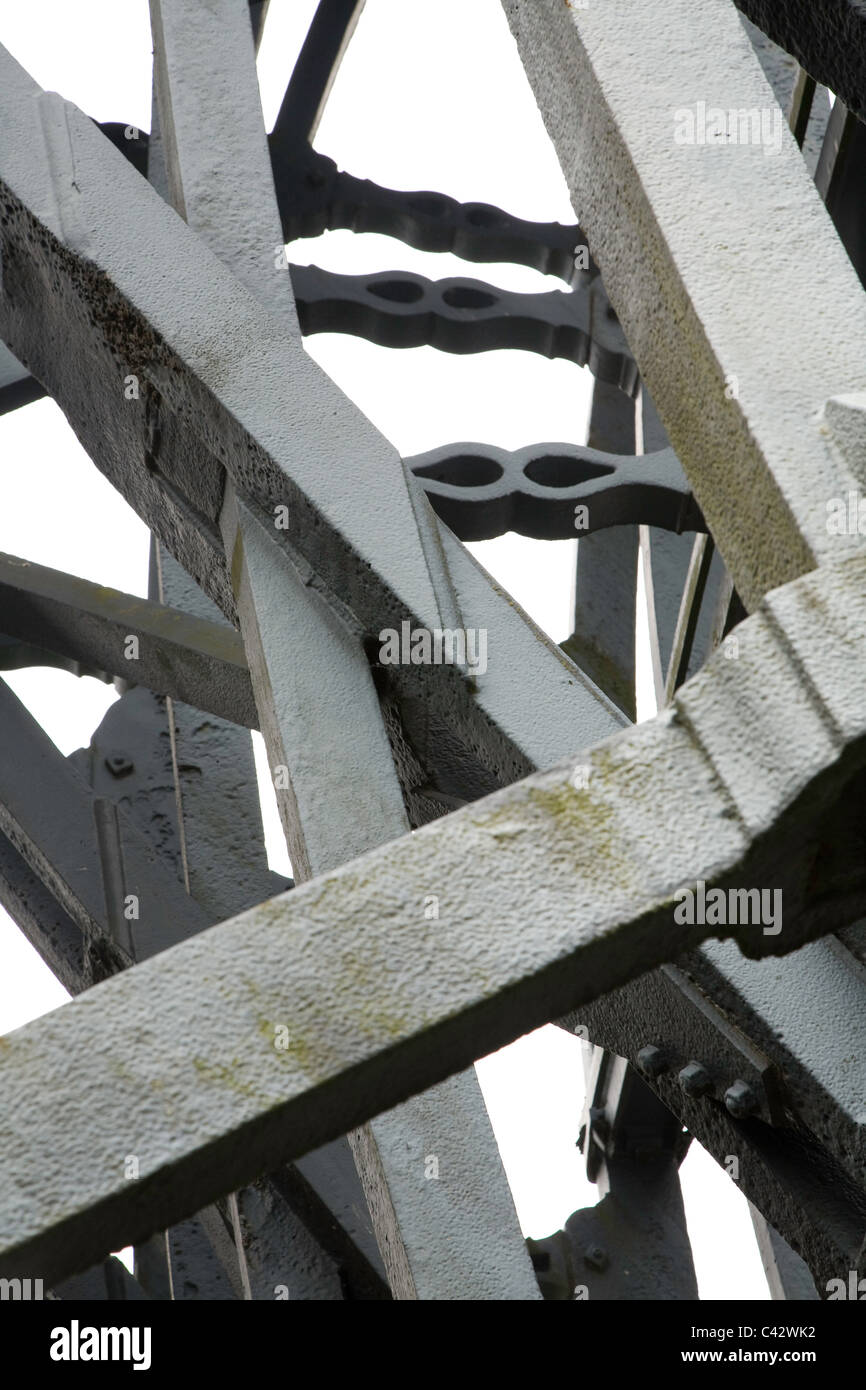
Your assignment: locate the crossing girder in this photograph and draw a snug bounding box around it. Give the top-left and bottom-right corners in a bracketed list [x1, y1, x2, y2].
[1, 0, 866, 1289]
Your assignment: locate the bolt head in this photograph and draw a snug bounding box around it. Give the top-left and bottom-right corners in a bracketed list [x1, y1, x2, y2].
[725, 1081, 759, 1118]
[678, 1061, 712, 1097]
[105, 754, 133, 778]
[583, 1243, 609, 1272]
[636, 1045, 667, 1078]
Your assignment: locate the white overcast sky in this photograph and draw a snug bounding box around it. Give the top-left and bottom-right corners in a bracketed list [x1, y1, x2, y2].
[0, 0, 769, 1299]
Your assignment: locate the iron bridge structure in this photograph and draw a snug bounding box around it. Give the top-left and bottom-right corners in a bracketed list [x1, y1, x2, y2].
[0, 0, 865, 1301]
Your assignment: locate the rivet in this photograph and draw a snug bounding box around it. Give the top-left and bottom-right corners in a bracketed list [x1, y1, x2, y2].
[636, 1045, 667, 1078]
[105, 754, 134, 778]
[725, 1080, 759, 1118]
[678, 1061, 712, 1097]
[583, 1243, 609, 1272]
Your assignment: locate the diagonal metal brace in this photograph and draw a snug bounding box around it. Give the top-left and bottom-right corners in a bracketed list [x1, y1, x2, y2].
[2, 548, 866, 1282]
[0, 552, 256, 728]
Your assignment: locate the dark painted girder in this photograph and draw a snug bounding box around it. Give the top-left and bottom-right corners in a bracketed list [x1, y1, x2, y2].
[407, 440, 703, 542]
[0, 552, 257, 728]
[735, 0, 866, 124]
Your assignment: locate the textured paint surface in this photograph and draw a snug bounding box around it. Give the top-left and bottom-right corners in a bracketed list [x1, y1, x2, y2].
[152, 0, 539, 1298]
[1, 552, 866, 1279]
[501, 0, 866, 609]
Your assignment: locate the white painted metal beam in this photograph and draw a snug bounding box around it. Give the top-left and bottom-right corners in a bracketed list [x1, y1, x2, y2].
[0, 40, 622, 787]
[2, 548, 866, 1281]
[149, 0, 539, 1299]
[501, 0, 866, 610]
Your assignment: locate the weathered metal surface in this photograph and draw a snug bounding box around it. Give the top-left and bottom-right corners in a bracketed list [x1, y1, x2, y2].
[560, 929, 866, 1283]
[0, 42, 622, 801]
[147, 538, 366, 1298]
[734, 0, 866, 125]
[0, 259, 616, 417]
[222, 492, 538, 1297]
[0, 551, 257, 728]
[501, 0, 866, 612]
[2, 545, 866, 1280]
[0, 263, 634, 409]
[151, 0, 538, 1300]
[0, 830, 87, 996]
[495, 5, 866, 1289]
[147, 11, 389, 1301]
[607, 1048, 866, 1290]
[559, 18, 866, 1289]
[0, 676, 214, 970]
[2, 0, 866, 1301]
[683, 936, 866, 1193]
[563, 1048, 698, 1301]
[11, 530, 385, 1296]
[164, 1216, 237, 1301]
